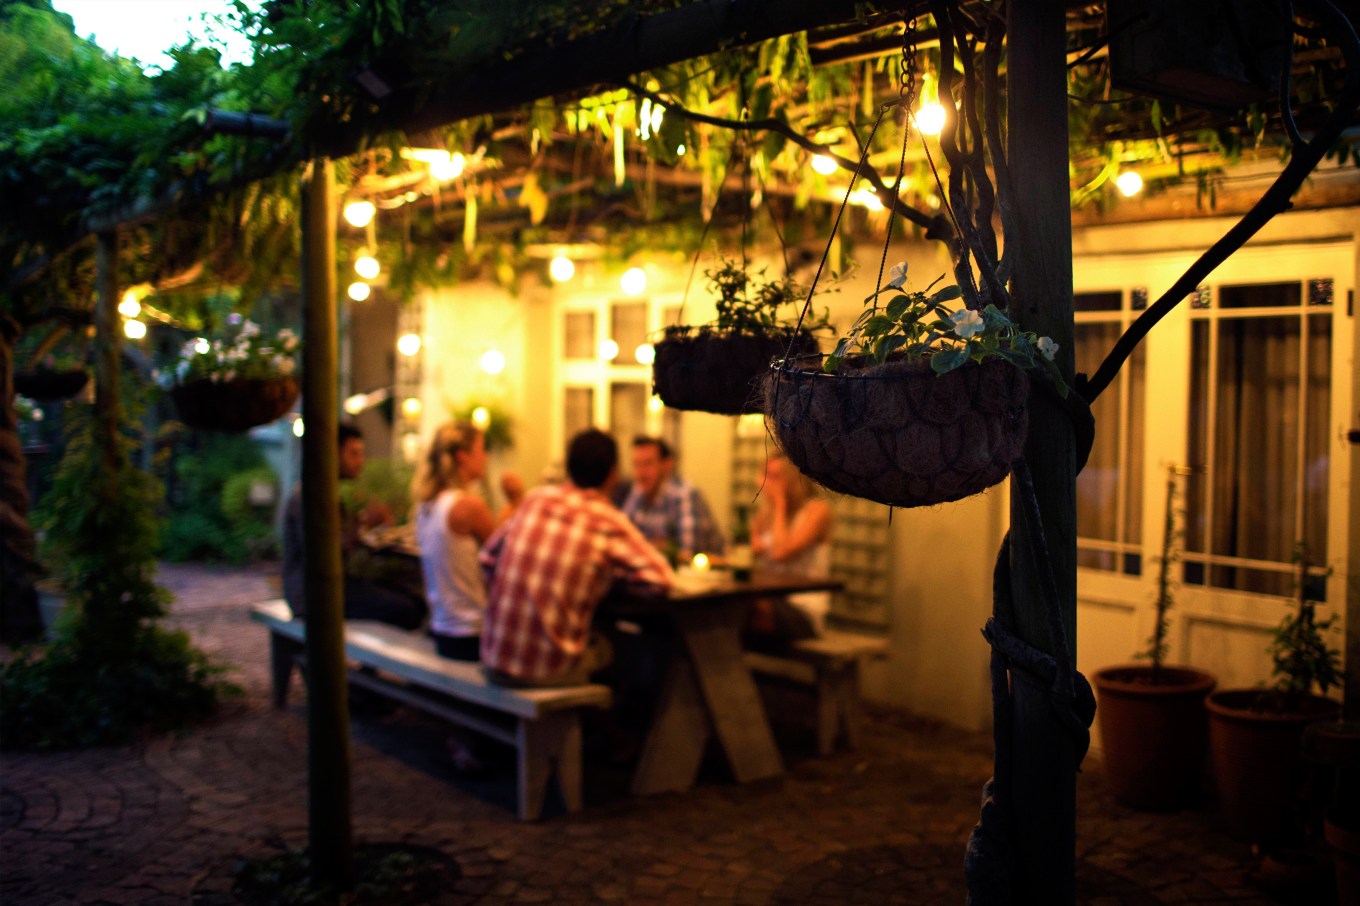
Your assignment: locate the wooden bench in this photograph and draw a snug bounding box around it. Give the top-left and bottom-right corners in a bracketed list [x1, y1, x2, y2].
[744, 629, 889, 756]
[250, 600, 612, 821]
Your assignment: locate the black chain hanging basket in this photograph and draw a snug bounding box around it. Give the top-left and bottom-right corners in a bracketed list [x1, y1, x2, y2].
[13, 368, 89, 401]
[652, 328, 820, 415]
[171, 377, 299, 433]
[764, 355, 1029, 508]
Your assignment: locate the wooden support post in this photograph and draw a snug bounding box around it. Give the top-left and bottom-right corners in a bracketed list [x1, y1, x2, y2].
[1006, 1, 1078, 902]
[300, 158, 354, 889]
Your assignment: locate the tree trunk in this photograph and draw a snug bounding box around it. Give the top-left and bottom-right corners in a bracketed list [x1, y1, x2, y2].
[0, 310, 44, 642]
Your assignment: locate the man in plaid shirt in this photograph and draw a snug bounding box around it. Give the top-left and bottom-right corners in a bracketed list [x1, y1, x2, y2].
[479, 429, 674, 686]
[621, 436, 726, 558]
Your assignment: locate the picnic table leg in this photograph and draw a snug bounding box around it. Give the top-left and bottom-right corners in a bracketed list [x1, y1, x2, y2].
[517, 711, 583, 821]
[632, 655, 712, 796]
[675, 606, 784, 783]
[816, 660, 860, 756]
[269, 633, 301, 709]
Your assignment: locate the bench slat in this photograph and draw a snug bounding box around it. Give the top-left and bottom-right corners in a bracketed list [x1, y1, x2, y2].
[249, 601, 610, 719]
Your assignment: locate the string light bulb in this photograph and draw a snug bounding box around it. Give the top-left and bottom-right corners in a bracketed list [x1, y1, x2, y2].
[354, 256, 380, 279]
[1116, 170, 1144, 197]
[549, 255, 575, 282]
[343, 200, 376, 228]
[347, 282, 372, 302]
[118, 290, 141, 318]
[811, 154, 838, 175]
[397, 333, 422, 356]
[402, 397, 422, 418]
[915, 103, 947, 136]
[621, 267, 647, 296]
[471, 406, 491, 430]
[123, 319, 146, 339]
[635, 343, 656, 365]
[480, 349, 506, 375]
[598, 338, 619, 361]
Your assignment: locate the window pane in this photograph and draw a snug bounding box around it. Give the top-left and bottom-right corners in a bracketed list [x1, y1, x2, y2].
[1303, 314, 1331, 559]
[565, 311, 595, 359]
[609, 382, 647, 453]
[1075, 322, 1121, 544]
[611, 303, 648, 365]
[1074, 291, 1121, 312]
[1185, 321, 1210, 553]
[1219, 282, 1301, 309]
[1124, 341, 1146, 549]
[565, 386, 594, 440]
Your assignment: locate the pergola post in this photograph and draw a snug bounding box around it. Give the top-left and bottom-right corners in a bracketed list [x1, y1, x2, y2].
[1005, 1, 1078, 901]
[300, 158, 354, 889]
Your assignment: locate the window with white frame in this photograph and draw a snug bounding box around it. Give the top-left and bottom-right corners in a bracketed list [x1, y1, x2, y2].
[1184, 279, 1333, 597]
[1074, 289, 1146, 575]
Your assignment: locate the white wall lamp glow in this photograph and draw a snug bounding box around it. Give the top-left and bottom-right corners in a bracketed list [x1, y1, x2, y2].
[620, 267, 647, 296]
[915, 102, 948, 136]
[634, 343, 655, 365]
[347, 281, 372, 302]
[343, 200, 376, 228]
[1115, 170, 1145, 197]
[549, 255, 576, 282]
[354, 255, 381, 279]
[397, 332, 422, 356]
[480, 349, 506, 375]
[123, 319, 147, 339]
[811, 154, 838, 176]
[598, 338, 620, 361]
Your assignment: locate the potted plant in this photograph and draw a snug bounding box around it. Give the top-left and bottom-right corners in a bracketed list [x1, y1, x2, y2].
[651, 258, 829, 415]
[764, 261, 1063, 509]
[13, 324, 89, 401]
[167, 318, 300, 432]
[1206, 542, 1342, 845]
[1091, 465, 1216, 810]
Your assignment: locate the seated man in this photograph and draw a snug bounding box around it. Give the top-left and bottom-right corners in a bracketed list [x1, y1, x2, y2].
[620, 436, 725, 560]
[478, 429, 674, 686]
[282, 423, 426, 630]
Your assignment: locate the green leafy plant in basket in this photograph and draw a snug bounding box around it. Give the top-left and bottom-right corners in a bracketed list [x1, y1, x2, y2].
[650, 258, 831, 416]
[765, 260, 1063, 509]
[1267, 541, 1341, 712]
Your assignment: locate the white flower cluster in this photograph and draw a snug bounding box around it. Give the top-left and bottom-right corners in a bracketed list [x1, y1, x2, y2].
[171, 321, 300, 385]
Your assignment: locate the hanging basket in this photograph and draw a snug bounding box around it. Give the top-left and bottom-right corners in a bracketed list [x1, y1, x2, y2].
[171, 376, 299, 433]
[764, 354, 1029, 508]
[652, 329, 819, 415]
[13, 368, 89, 401]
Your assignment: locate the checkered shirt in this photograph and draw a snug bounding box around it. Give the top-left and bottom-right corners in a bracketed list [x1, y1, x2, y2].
[621, 477, 726, 555]
[479, 483, 674, 682]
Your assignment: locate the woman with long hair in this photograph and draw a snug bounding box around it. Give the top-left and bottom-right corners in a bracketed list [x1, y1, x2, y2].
[749, 450, 834, 644]
[411, 420, 496, 661]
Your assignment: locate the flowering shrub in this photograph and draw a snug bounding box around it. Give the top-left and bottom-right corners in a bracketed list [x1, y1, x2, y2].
[170, 319, 299, 385]
[822, 261, 1065, 393]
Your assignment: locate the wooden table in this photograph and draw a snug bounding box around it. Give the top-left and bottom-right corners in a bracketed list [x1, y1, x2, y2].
[608, 570, 843, 796]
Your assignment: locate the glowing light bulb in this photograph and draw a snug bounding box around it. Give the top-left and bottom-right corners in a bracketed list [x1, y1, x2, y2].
[354, 256, 380, 279]
[811, 154, 838, 176]
[397, 333, 422, 356]
[194, 337, 210, 354]
[634, 343, 656, 365]
[676, 144, 686, 156]
[691, 552, 710, 572]
[118, 291, 141, 318]
[347, 282, 371, 302]
[471, 406, 491, 429]
[343, 200, 376, 228]
[549, 255, 575, 282]
[647, 394, 664, 414]
[402, 397, 422, 418]
[598, 338, 619, 361]
[480, 349, 506, 375]
[343, 393, 368, 415]
[915, 103, 947, 136]
[123, 319, 147, 339]
[850, 188, 884, 211]
[621, 267, 647, 296]
[1116, 170, 1144, 197]
[292, 417, 305, 437]
[430, 152, 465, 181]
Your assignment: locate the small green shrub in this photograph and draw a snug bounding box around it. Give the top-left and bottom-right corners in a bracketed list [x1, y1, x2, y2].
[163, 434, 278, 563]
[354, 456, 414, 523]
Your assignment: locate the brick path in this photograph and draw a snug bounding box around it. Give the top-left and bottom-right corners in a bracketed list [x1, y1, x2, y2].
[0, 563, 1321, 904]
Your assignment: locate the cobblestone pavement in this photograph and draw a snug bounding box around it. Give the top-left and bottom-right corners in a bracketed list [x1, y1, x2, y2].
[0, 563, 1330, 904]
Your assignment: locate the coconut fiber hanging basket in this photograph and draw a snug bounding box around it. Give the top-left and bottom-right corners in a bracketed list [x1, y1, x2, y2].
[14, 368, 89, 401]
[652, 328, 819, 416]
[171, 376, 299, 433]
[764, 354, 1029, 509]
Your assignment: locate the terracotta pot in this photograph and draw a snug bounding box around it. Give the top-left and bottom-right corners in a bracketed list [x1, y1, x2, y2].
[171, 376, 299, 433]
[14, 368, 88, 401]
[1207, 688, 1341, 844]
[764, 355, 1028, 508]
[652, 329, 818, 415]
[1093, 664, 1216, 811]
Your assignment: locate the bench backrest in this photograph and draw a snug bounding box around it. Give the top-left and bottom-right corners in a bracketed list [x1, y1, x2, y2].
[250, 600, 610, 719]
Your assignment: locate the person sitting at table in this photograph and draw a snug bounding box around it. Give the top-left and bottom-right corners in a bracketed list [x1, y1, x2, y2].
[478, 428, 674, 687]
[748, 450, 834, 647]
[282, 423, 426, 630]
[620, 435, 725, 561]
[410, 420, 501, 662]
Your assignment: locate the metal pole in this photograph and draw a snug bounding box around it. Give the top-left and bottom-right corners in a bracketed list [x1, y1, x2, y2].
[1006, 0, 1078, 901]
[300, 158, 353, 889]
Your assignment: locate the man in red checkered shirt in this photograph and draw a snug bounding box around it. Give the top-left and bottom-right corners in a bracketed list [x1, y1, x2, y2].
[479, 429, 674, 686]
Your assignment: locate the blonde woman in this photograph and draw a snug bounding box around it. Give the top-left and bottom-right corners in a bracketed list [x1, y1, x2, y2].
[749, 451, 834, 644]
[412, 421, 496, 661]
